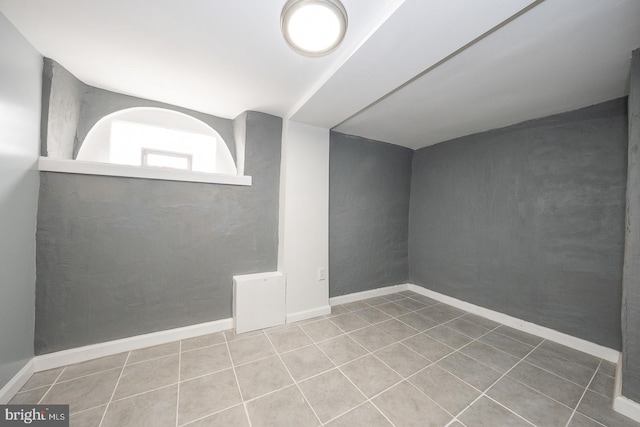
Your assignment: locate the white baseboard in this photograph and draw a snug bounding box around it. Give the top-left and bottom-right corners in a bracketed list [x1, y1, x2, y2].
[613, 353, 640, 422]
[329, 284, 409, 306]
[614, 396, 640, 423]
[33, 318, 233, 372]
[0, 360, 35, 404]
[286, 305, 331, 323]
[407, 284, 619, 362]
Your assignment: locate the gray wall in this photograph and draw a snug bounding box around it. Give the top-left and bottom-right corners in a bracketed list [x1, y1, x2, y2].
[622, 49, 640, 401]
[409, 99, 627, 349]
[39, 59, 236, 161]
[0, 14, 41, 388]
[35, 111, 281, 354]
[329, 132, 412, 297]
[41, 58, 85, 159]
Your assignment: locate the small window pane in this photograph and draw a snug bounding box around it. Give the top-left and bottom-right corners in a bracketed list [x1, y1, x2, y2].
[142, 149, 192, 171]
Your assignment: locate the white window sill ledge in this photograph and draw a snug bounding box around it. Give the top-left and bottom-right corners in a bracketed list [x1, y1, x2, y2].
[38, 157, 252, 186]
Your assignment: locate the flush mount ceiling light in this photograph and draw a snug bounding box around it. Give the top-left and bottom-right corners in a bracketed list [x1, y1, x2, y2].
[281, 0, 348, 57]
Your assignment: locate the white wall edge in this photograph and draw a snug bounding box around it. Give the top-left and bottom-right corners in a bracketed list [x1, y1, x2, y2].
[0, 360, 35, 404]
[613, 353, 640, 422]
[286, 305, 331, 323]
[38, 157, 252, 186]
[329, 284, 410, 306]
[615, 352, 623, 400]
[33, 318, 233, 372]
[276, 119, 288, 273]
[407, 284, 620, 362]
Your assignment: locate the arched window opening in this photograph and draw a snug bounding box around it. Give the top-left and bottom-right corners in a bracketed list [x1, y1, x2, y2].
[77, 107, 237, 175]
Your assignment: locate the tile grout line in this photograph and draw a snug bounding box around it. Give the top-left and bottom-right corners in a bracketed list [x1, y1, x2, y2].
[505, 357, 593, 391]
[22, 292, 613, 427]
[71, 318, 560, 426]
[325, 307, 499, 422]
[98, 351, 131, 427]
[42, 366, 124, 386]
[37, 313, 484, 425]
[483, 395, 538, 426]
[360, 318, 519, 425]
[313, 298, 477, 347]
[564, 359, 602, 427]
[180, 341, 227, 355]
[125, 348, 181, 367]
[109, 383, 176, 405]
[175, 340, 181, 427]
[502, 363, 594, 413]
[13, 385, 49, 395]
[428, 322, 587, 394]
[445, 417, 469, 427]
[296, 318, 398, 427]
[235, 332, 406, 407]
[223, 331, 253, 427]
[451, 339, 546, 427]
[65, 384, 176, 418]
[320, 401, 393, 427]
[491, 328, 545, 348]
[328, 302, 512, 422]
[261, 329, 325, 426]
[403, 325, 505, 397]
[323, 299, 511, 422]
[36, 367, 66, 404]
[368, 322, 508, 421]
[499, 371, 585, 414]
[178, 403, 246, 427]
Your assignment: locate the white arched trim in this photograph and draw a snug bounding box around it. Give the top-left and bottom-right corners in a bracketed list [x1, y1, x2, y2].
[78, 107, 237, 174]
[39, 107, 251, 186]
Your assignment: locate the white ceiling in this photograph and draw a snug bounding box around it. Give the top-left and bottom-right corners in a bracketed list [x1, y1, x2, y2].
[1, 0, 639, 149]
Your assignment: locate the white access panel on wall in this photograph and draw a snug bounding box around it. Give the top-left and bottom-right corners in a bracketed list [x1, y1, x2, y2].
[233, 272, 286, 334]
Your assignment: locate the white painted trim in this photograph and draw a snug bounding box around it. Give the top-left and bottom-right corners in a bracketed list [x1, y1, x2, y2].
[329, 284, 409, 306]
[613, 353, 640, 422]
[615, 352, 623, 400]
[38, 157, 252, 186]
[0, 360, 35, 404]
[286, 305, 331, 323]
[33, 318, 232, 372]
[614, 396, 640, 423]
[406, 284, 620, 362]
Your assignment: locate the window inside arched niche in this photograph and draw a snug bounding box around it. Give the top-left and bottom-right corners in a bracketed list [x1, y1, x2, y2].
[77, 107, 237, 175]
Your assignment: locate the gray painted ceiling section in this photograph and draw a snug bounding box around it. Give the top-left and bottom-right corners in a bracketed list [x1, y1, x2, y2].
[1, 0, 639, 149]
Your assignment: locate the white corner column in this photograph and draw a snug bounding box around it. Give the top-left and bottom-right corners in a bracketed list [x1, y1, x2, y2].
[615, 47, 640, 422]
[278, 120, 330, 322]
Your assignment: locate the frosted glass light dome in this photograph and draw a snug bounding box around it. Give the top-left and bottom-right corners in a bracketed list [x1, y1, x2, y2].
[281, 0, 348, 57]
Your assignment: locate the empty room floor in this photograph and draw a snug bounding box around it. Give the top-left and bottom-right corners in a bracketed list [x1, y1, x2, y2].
[10, 290, 638, 427]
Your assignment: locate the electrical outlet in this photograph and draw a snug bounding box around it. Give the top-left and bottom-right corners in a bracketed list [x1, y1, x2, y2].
[317, 267, 326, 281]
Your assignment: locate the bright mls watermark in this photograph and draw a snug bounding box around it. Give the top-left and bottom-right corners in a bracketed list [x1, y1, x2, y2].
[0, 405, 68, 426]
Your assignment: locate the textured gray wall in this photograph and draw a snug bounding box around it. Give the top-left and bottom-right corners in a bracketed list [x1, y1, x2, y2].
[41, 59, 85, 159]
[622, 49, 640, 401]
[409, 99, 627, 349]
[0, 14, 41, 388]
[75, 85, 236, 161]
[329, 132, 412, 297]
[35, 112, 281, 354]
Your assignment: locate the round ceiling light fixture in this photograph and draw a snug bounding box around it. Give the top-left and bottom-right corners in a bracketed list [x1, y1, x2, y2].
[281, 0, 348, 57]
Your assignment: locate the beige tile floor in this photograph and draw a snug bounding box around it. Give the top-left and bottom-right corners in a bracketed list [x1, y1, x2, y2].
[10, 290, 640, 427]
